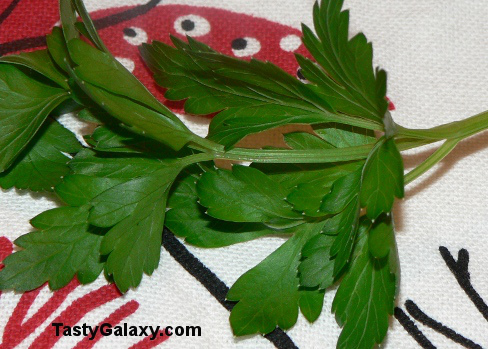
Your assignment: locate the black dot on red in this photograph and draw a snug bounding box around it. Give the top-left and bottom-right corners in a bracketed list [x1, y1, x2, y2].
[232, 38, 247, 50]
[181, 20, 195, 31]
[123, 28, 137, 37]
[297, 68, 306, 80]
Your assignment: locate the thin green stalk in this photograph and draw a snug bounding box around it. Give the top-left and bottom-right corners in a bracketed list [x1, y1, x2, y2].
[214, 135, 437, 164]
[396, 137, 437, 151]
[396, 110, 488, 141]
[215, 144, 374, 163]
[187, 122, 467, 168]
[188, 135, 437, 166]
[179, 152, 215, 167]
[404, 138, 461, 185]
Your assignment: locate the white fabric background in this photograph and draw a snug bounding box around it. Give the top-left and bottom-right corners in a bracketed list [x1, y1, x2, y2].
[1, 0, 487, 348]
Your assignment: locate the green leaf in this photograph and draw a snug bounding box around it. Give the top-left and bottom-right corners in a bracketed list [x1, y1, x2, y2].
[332, 218, 398, 349]
[0, 118, 82, 192]
[68, 39, 174, 118]
[266, 159, 361, 217]
[68, 72, 195, 151]
[55, 154, 180, 293]
[288, 161, 363, 268]
[141, 37, 380, 148]
[59, 0, 79, 42]
[0, 206, 103, 291]
[320, 168, 361, 214]
[71, 0, 109, 53]
[368, 215, 394, 259]
[56, 149, 168, 207]
[166, 169, 272, 248]
[85, 126, 147, 154]
[299, 0, 388, 122]
[46, 27, 94, 110]
[329, 199, 361, 275]
[57, 150, 187, 293]
[287, 182, 331, 217]
[299, 289, 325, 323]
[56, 174, 123, 207]
[227, 223, 322, 335]
[46, 26, 72, 72]
[360, 137, 404, 220]
[99, 171, 173, 293]
[76, 155, 185, 292]
[0, 50, 69, 89]
[255, 161, 360, 191]
[54, 34, 200, 151]
[89, 163, 181, 228]
[283, 128, 366, 216]
[67, 149, 165, 179]
[84, 125, 174, 155]
[197, 165, 302, 226]
[0, 64, 70, 172]
[298, 234, 335, 289]
[77, 108, 105, 123]
[314, 123, 376, 148]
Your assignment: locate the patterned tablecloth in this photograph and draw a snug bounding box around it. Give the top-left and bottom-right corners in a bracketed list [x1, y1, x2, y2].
[1, 0, 487, 348]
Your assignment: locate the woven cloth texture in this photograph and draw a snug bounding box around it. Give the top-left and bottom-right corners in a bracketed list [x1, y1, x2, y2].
[0, 0, 487, 348]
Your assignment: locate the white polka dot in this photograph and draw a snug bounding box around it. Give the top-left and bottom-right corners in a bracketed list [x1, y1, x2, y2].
[280, 34, 302, 52]
[123, 27, 148, 46]
[116, 57, 135, 73]
[232, 37, 261, 57]
[174, 15, 210, 37]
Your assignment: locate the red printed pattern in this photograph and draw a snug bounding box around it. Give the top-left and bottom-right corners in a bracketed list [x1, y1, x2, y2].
[0, 237, 168, 348]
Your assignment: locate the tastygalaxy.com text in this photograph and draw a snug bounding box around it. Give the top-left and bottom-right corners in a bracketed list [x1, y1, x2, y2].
[51, 322, 202, 340]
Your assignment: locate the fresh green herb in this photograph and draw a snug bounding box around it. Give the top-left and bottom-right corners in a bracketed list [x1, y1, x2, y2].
[0, 206, 104, 291]
[0, 0, 487, 347]
[0, 118, 82, 191]
[332, 217, 398, 349]
[0, 64, 70, 172]
[227, 222, 323, 335]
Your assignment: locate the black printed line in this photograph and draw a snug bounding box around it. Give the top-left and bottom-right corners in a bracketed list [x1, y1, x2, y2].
[162, 228, 299, 349]
[394, 307, 436, 349]
[162, 228, 234, 311]
[405, 300, 483, 349]
[0, 36, 45, 56]
[440, 246, 488, 322]
[0, 0, 161, 56]
[0, 0, 22, 26]
[92, 0, 161, 30]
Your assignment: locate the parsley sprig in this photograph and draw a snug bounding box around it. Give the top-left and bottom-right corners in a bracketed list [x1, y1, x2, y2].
[0, 0, 487, 347]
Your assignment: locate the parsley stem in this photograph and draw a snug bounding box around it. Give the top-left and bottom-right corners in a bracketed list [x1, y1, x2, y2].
[179, 152, 216, 167]
[396, 110, 488, 141]
[187, 130, 460, 168]
[396, 138, 437, 151]
[215, 144, 374, 163]
[187, 137, 436, 166]
[404, 138, 461, 185]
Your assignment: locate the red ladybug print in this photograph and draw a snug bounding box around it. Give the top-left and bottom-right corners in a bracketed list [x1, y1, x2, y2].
[106, 4, 311, 102]
[0, 1, 310, 106]
[0, 1, 395, 111]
